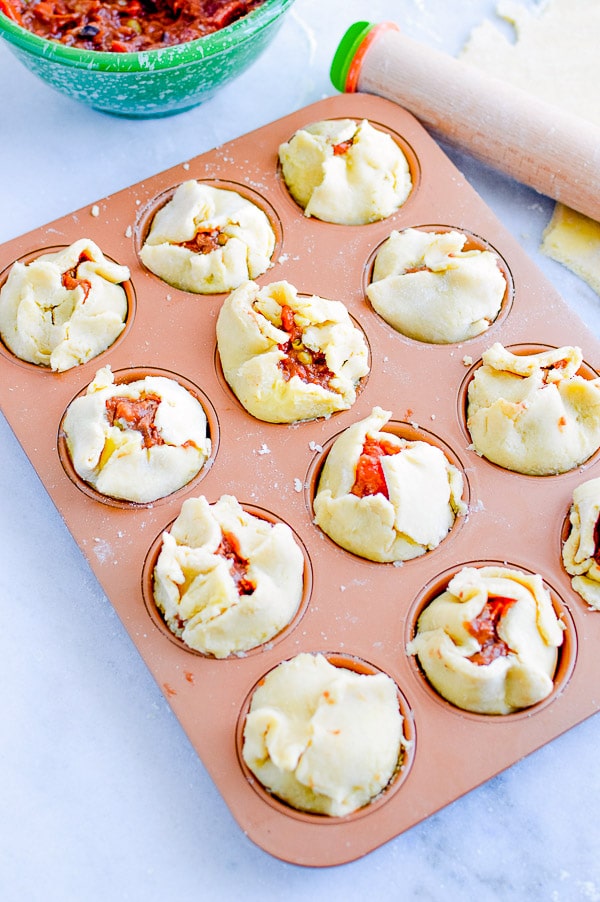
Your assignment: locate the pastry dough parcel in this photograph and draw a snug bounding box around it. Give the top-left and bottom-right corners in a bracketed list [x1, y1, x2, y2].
[562, 477, 600, 610]
[62, 366, 211, 503]
[242, 652, 406, 816]
[140, 180, 275, 293]
[367, 228, 506, 343]
[0, 239, 129, 372]
[278, 118, 412, 225]
[467, 343, 600, 475]
[407, 565, 564, 715]
[153, 494, 304, 658]
[313, 406, 466, 562]
[216, 280, 369, 423]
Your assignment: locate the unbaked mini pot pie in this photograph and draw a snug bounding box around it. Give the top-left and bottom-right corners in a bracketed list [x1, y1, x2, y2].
[313, 406, 466, 563]
[0, 239, 129, 372]
[562, 477, 600, 610]
[152, 494, 305, 658]
[61, 365, 211, 504]
[278, 118, 412, 225]
[466, 343, 600, 475]
[407, 565, 565, 715]
[241, 652, 408, 816]
[366, 228, 507, 343]
[139, 180, 276, 294]
[216, 279, 369, 423]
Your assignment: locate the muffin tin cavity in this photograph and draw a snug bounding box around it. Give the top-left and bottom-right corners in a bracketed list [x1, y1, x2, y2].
[141, 502, 313, 657]
[2, 94, 600, 867]
[405, 560, 577, 720]
[305, 417, 469, 561]
[363, 224, 514, 345]
[134, 179, 284, 294]
[57, 367, 218, 509]
[235, 651, 416, 821]
[278, 117, 421, 228]
[0, 244, 136, 371]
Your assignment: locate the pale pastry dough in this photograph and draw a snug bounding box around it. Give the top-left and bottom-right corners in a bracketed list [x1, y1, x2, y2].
[62, 365, 211, 503]
[0, 239, 129, 372]
[140, 180, 275, 293]
[313, 406, 466, 563]
[562, 477, 600, 610]
[216, 280, 369, 424]
[278, 118, 412, 225]
[467, 343, 600, 475]
[366, 228, 506, 343]
[242, 652, 406, 816]
[153, 495, 304, 658]
[407, 565, 564, 715]
[541, 205, 600, 297]
[461, 0, 600, 295]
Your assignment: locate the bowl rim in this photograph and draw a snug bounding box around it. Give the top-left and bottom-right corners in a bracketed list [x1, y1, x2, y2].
[0, 0, 295, 72]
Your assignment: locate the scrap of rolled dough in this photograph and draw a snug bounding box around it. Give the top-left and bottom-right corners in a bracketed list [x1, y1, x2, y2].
[461, 0, 600, 295]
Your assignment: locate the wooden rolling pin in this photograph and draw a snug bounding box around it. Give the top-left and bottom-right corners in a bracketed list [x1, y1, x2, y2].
[330, 21, 600, 221]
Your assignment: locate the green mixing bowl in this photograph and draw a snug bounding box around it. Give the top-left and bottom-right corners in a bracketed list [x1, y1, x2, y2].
[0, 0, 295, 117]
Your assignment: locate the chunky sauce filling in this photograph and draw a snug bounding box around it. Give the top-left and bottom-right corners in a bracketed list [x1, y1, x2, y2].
[1, 0, 265, 52]
[465, 596, 516, 666]
[105, 392, 164, 448]
[332, 138, 353, 156]
[61, 250, 93, 299]
[177, 227, 228, 254]
[593, 515, 600, 565]
[350, 436, 401, 500]
[216, 530, 255, 595]
[277, 304, 334, 390]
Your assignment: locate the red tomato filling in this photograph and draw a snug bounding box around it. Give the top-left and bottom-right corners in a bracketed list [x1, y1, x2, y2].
[277, 304, 334, 390]
[216, 530, 255, 595]
[465, 595, 516, 666]
[105, 392, 164, 448]
[60, 250, 93, 300]
[350, 436, 402, 500]
[2, 0, 265, 52]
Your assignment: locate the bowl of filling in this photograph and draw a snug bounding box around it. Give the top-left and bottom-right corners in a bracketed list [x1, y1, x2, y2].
[0, 0, 295, 117]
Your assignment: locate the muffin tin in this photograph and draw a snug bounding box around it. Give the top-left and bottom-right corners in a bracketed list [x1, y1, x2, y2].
[2, 93, 600, 867]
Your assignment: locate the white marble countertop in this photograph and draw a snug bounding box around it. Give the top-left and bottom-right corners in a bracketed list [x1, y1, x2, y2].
[2, 1, 600, 899]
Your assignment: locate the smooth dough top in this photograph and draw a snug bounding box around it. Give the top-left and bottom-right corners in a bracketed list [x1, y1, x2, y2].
[153, 494, 304, 658]
[278, 118, 412, 225]
[366, 229, 506, 343]
[313, 406, 466, 562]
[562, 476, 600, 611]
[0, 238, 129, 372]
[467, 343, 600, 475]
[140, 180, 275, 293]
[216, 279, 369, 423]
[407, 565, 564, 715]
[62, 365, 211, 503]
[242, 652, 406, 816]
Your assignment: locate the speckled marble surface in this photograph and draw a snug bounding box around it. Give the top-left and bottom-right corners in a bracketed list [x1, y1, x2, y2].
[2, 1, 600, 899]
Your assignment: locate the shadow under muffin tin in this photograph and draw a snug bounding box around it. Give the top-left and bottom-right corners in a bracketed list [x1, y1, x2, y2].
[1, 94, 599, 867]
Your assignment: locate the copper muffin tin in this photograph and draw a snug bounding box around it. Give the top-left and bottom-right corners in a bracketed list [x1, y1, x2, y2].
[2, 94, 600, 866]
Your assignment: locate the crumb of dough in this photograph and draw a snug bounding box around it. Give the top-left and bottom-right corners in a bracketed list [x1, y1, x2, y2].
[152, 495, 304, 658]
[241, 652, 406, 816]
[407, 565, 564, 715]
